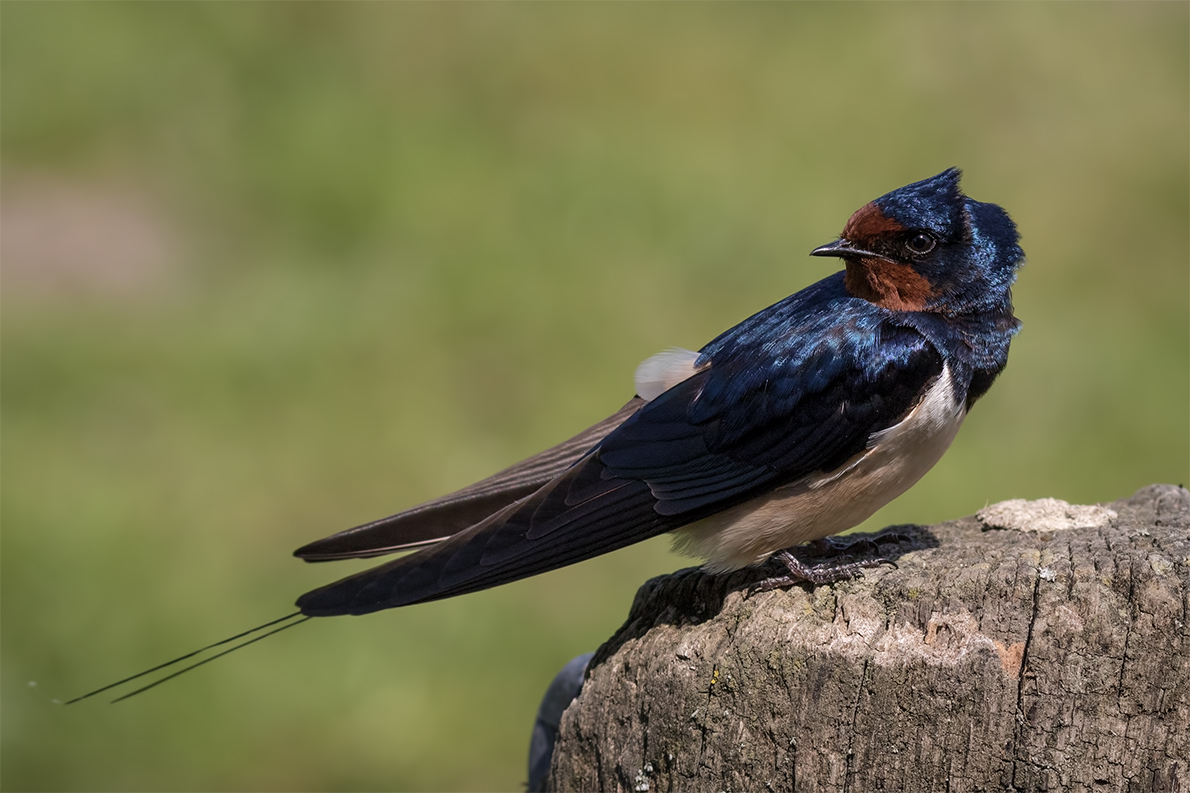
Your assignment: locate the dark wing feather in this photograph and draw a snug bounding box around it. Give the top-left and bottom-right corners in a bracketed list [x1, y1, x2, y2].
[296, 453, 685, 615]
[293, 398, 645, 561]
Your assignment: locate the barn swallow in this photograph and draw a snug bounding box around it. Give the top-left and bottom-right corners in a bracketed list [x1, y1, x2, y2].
[70, 168, 1023, 701]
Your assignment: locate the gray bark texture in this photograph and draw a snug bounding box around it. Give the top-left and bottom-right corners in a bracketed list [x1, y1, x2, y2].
[548, 484, 1190, 793]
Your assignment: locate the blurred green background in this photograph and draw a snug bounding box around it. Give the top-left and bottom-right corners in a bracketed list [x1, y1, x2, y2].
[3, 3, 1187, 791]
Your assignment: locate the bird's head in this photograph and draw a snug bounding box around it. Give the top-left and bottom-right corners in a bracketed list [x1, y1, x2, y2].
[812, 168, 1023, 315]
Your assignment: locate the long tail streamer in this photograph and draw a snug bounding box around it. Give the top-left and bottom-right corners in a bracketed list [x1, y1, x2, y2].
[66, 612, 310, 705]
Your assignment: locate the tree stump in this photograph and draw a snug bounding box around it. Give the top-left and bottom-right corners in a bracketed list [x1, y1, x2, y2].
[548, 484, 1190, 792]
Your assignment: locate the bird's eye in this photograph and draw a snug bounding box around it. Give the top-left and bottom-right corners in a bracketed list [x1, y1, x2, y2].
[906, 233, 936, 254]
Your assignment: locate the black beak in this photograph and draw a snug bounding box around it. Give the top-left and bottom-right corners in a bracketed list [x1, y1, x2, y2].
[813, 235, 871, 258]
[810, 238, 877, 259]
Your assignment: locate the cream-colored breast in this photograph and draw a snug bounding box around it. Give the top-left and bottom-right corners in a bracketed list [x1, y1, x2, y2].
[671, 364, 966, 572]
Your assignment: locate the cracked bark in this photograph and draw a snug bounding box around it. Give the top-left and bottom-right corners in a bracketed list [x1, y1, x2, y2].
[547, 485, 1190, 793]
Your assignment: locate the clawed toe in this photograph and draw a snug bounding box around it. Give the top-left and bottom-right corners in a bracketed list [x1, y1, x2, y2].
[871, 529, 914, 546]
[747, 544, 898, 595]
[812, 530, 912, 557]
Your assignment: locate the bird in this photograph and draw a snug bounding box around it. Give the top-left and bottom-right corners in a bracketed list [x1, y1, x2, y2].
[69, 168, 1023, 701]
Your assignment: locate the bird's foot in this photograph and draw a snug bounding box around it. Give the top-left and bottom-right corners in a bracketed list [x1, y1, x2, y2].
[749, 544, 897, 593]
[811, 528, 913, 557]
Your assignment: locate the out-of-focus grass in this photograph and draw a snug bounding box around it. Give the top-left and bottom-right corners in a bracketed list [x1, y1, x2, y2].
[2, 4, 1186, 791]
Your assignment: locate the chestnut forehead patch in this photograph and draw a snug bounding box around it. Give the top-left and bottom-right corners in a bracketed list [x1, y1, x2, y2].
[842, 202, 904, 242]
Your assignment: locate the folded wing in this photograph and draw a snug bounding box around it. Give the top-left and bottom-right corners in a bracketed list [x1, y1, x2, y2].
[293, 398, 645, 561]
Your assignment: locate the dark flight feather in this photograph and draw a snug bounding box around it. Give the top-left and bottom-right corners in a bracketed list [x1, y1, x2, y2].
[293, 398, 645, 561]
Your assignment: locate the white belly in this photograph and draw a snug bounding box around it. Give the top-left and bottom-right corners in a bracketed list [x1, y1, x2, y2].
[671, 364, 966, 572]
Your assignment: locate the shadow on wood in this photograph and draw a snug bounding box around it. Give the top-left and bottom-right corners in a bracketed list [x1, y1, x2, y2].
[548, 484, 1190, 792]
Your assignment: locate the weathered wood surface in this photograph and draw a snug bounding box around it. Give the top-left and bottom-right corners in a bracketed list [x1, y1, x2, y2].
[549, 485, 1190, 792]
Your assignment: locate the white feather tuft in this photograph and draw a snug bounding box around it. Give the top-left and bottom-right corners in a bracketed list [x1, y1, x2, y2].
[634, 347, 703, 401]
